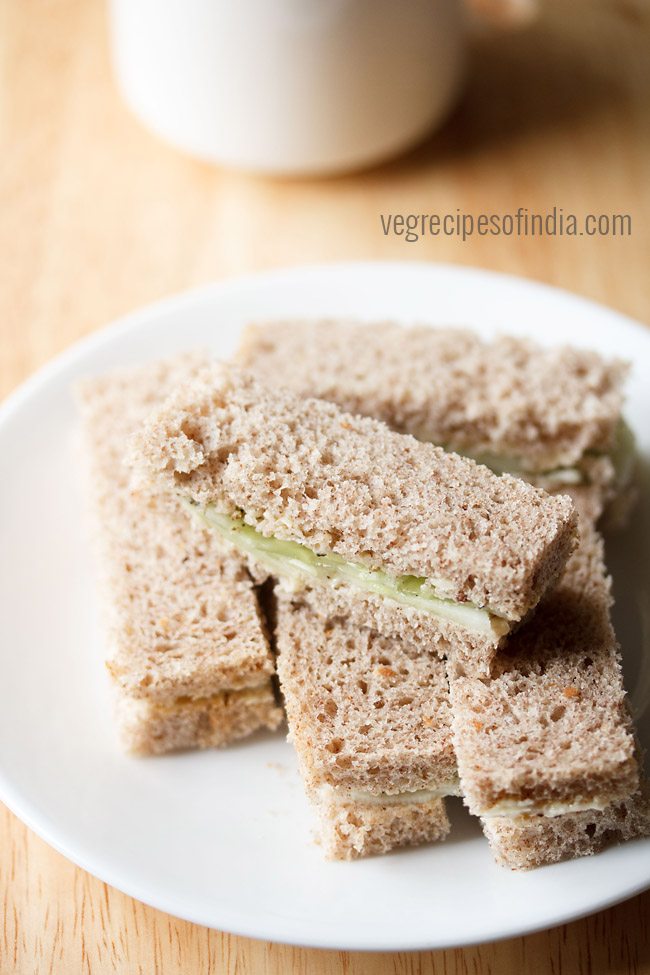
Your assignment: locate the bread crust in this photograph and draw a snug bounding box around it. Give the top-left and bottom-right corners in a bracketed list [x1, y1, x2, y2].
[133, 366, 577, 626]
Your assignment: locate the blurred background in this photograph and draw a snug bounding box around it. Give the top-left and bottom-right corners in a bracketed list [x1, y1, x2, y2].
[2, 0, 649, 404]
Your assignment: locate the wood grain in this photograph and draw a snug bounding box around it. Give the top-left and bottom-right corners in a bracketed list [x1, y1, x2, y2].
[1, 0, 649, 971]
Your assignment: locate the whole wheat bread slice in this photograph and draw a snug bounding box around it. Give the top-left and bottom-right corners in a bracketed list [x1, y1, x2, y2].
[132, 365, 577, 675]
[448, 513, 639, 818]
[238, 320, 630, 521]
[76, 356, 282, 753]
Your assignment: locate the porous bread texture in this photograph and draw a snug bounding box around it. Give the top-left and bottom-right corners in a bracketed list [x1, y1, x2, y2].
[76, 357, 281, 739]
[116, 685, 283, 756]
[275, 594, 457, 795]
[482, 789, 650, 870]
[133, 365, 577, 622]
[277, 578, 505, 678]
[238, 320, 627, 472]
[448, 519, 639, 817]
[316, 794, 450, 860]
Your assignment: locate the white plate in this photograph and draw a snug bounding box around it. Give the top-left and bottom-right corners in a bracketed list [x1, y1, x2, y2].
[1, 262, 649, 951]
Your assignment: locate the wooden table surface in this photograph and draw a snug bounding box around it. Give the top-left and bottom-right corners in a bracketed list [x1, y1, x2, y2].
[2, 1, 650, 971]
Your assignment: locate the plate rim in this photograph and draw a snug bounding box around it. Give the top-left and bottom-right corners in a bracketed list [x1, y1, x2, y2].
[1, 260, 649, 951]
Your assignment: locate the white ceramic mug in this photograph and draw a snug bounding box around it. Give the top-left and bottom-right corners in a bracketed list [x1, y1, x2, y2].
[110, 0, 466, 175]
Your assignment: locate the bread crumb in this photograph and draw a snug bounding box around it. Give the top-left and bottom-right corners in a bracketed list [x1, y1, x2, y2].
[377, 666, 396, 677]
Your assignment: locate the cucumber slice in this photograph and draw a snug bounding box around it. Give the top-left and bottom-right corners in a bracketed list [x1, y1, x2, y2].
[193, 506, 508, 638]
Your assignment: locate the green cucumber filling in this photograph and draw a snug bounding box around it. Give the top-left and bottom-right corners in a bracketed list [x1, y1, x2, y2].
[190, 505, 509, 638]
[446, 418, 636, 487]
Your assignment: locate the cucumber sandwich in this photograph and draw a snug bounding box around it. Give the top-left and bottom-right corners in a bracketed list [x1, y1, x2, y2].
[274, 594, 458, 859]
[76, 356, 282, 755]
[132, 366, 578, 677]
[448, 507, 647, 868]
